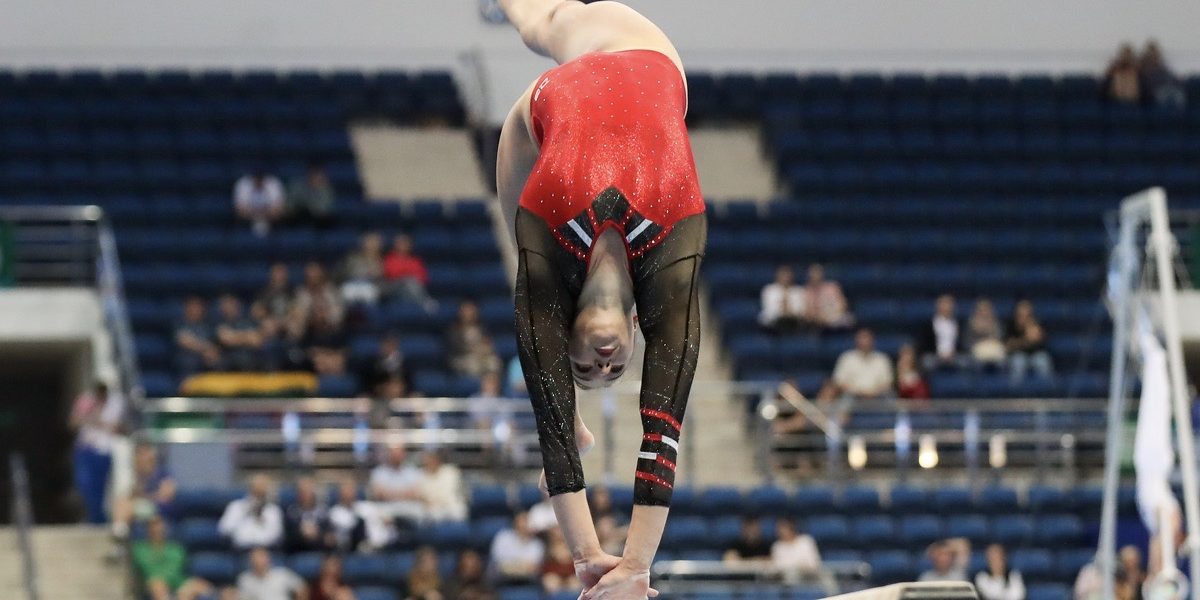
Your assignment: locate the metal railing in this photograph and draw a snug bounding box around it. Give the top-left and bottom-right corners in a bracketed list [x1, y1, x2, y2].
[0, 205, 142, 402]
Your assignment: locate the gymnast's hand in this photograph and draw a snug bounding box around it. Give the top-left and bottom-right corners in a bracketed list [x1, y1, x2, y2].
[579, 559, 658, 600]
[574, 552, 622, 589]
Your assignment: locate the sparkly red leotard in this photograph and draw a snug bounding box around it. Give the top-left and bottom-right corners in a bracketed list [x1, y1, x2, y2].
[519, 49, 705, 260]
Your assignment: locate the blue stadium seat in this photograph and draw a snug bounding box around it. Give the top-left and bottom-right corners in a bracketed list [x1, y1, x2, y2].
[805, 515, 850, 549]
[286, 552, 325, 580]
[499, 588, 542, 600]
[1011, 548, 1055, 582]
[888, 485, 928, 513]
[945, 515, 989, 544]
[341, 554, 388, 585]
[1026, 584, 1070, 600]
[469, 485, 510, 518]
[176, 518, 225, 551]
[698, 486, 742, 516]
[868, 550, 913, 584]
[188, 552, 239, 585]
[852, 515, 896, 548]
[1035, 514, 1084, 546]
[1028, 485, 1070, 513]
[176, 488, 243, 519]
[899, 515, 943, 547]
[991, 515, 1035, 547]
[932, 487, 973, 514]
[661, 517, 709, 550]
[976, 485, 1020, 514]
[840, 485, 882, 514]
[790, 486, 836, 514]
[744, 485, 790, 515]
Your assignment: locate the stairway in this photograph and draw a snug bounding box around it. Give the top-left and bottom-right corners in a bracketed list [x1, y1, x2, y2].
[0, 525, 127, 600]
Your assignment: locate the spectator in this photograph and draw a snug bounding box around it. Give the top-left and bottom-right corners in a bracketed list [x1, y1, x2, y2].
[132, 516, 215, 600]
[1104, 43, 1142, 105]
[917, 294, 963, 371]
[112, 444, 176, 542]
[383, 234, 436, 311]
[290, 262, 344, 341]
[1073, 560, 1102, 600]
[506, 355, 528, 398]
[234, 169, 286, 237]
[1140, 40, 1186, 109]
[286, 163, 336, 227]
[175, 296, 221, 377]
[361, 333, 411, 396]
[919, 538, 971, 582]
[216, 293, 266, 371]
[896, 344, 930, 400]
[595, 515, 626, 557]
[759, 265, 807, 333]
[820, 328, 894, 403]
[302, 306, 348, 376]
[418, 450, 467, 522]
[803, 263, 853, 330]
[471, 372, 512, 432]
[236, 547, 308, 600]
[1116, 545, 1145, 600]
[446, 300, 502, 377]
[974, 544, 1025, 600]
[218, 474, 284, 550]
[527, 488, 558, 534]
[724, 517, 771, 562]
[965, 298, 1007, 370]
[444, 550, 496, 600]
[1006, 299, 1054, 384]
[310, 555, 354, 600]
[489, 511, 545, 582]
[283, 477, 329, 553]
[339, 232, 384, 306]
[771, 520, 821, 581]
[589, 486, 617, 522]
[368, 444, 425, 525]
[541, 529, 580, 594]
[326, 479, 368, 553]
[255, 263, 295, 327]
[407, 546, 444, 600]
[71, 381, 124, 524]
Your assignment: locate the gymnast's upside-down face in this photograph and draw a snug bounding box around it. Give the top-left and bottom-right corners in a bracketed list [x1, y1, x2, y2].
[569, 303, 637, 390]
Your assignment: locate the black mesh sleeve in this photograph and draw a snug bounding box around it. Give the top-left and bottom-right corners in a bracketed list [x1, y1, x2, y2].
[631, 214, 706, 506]
[513, 209, 586, 496]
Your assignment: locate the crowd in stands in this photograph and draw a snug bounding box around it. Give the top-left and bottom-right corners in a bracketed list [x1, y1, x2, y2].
[759, 263, 854, 334]
[234, 165, 337, 237]
[1103, 40, 1186, 109]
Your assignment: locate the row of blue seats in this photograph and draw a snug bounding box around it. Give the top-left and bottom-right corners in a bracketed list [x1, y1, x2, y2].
[95, 197, 490, 228]
[707, 235, 1107, 264]
[782, 164, 1200, 194]
[0, 129, 354, 160]
[172, 483, 1129, 522]
[0, 69, 456, 95]
[0, 159, 361, 192]
[758, 99, 1200, 129]
[708, 201, 1114, 230]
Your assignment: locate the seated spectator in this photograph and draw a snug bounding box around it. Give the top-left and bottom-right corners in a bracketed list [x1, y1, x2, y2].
[1140, 40, 1186, 109]
[759, 265, 807, 333]
[368, 443, 424, 525]
[919, 538, 971, 582]
[290, 262, 344, 341]
[819, 328, 894, 405]
[283, 477, 329, 553]
[418, 450, 467, 522]
[407, 546, 444, 600]
[255, 263, 295, 328]
[302, 306, 348, 376]
[446, 300, 502, 377]
[489, 511, 545, 583]
[917, 294, 964, 371]
[506, 355, 528, 398]
[326, 479, 368, 552]
[1073, 560, 1102, 600]
[1006, 299, 1054, 384]
[218, 474, 284, 550]
[339, 232, 384, 306]
[1117, 545, 1145, 600]
[541, 529, 580, 594]
[236, 547, 308, 600]
[310, 555, 353, 600]
[361, 333, 411, 396]
[444, 550, 496, 600]
[974, 544, 1025, 600]
[965, 298, 1007, 370]
[216, 293, 266, 371]
[772, 520, 821, 582]
[526, 488, 558, 534]
[803, 263, 853, 330]
[724, 517, 771, 562]
[383, 233, 436, 311]
[175, 296, 220, 377]
[234, 169, 286, 237]
[1104, 43, 1142, 105]
[471, 372, 514, 436]
[286, 163, 336, 227]
[895, 344, 931, 400]
[112, 444, 176, 542]
[132, 516, 215, 600]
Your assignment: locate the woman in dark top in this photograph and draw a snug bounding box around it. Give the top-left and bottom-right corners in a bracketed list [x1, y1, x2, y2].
[1005, 299, 1054, 384]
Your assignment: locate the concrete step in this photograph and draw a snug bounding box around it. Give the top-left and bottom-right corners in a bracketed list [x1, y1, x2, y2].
[0, 526, 127, 600]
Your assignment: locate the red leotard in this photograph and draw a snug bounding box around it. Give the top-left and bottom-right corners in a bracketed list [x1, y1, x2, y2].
[519, 50, 705, 258]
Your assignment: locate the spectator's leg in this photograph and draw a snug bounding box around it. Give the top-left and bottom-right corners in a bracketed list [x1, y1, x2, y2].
[177, 577, 214, 600]
[110, 493, 133, 538]
[73, 446, 110, 523]
[144, 578, 171, 600]
[1009, 351, 1029, 385]
[1031, 350, 1054, 379]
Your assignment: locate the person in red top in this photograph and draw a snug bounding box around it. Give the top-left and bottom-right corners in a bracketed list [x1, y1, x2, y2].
[382, 233, 436, 310]
[496, 1, 706, 598]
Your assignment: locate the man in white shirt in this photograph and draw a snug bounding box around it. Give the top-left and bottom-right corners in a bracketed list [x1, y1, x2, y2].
[771, 519, 822, 583]
[233, 169, 285, 237]
[830, 328, 895, 401]
[236, 547, 308, 600]
[918, 294, 963, 370]
[218, 474, 284, 549]
[417, 451, 467, 522]
[919, 538, 971, 582]
[759, 265, 807, 333]
[489, 511, 545, 582]
[368, 443, 425, 524]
